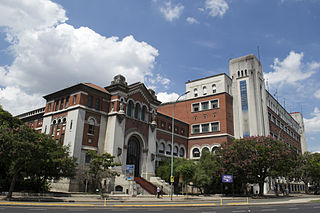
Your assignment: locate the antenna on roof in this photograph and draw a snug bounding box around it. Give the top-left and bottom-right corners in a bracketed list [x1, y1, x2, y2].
[283, 98, 286, 109]
[266, 78, 269, 91]
[257, 46, 261, 61]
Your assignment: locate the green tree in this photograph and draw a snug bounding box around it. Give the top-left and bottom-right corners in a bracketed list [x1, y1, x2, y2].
[84, 150, 121, 197]
[0, 106, 77, 198]
[193, 150, 221, 194]
[216, 136, 297, 196]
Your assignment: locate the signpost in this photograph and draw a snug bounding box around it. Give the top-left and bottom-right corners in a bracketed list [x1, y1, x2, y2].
[222, 175, 234, 197]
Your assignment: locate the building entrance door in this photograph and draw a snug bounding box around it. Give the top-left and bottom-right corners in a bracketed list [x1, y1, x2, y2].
[126, 136, 140, 177]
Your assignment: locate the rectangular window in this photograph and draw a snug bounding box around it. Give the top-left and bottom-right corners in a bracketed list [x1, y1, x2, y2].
[85, 153, 91, 163]
[211, 100, 219, 109]
[192, 125, 200, 134]
[202, 123, 209, 133]
[60, 98, 64, 110]
[88, 124, 94, 135]
[192, 103, 200, 112]
[65, 96, 69, 108]
[211, 122, 220, 132]
[55, 100, 59, 111]
[73, 95, 77, 105]
[60, 133, 64, 144]
[88, 95, 93, 108]
[201, 102, 209, 110]
[95, 98, 100, 110]
[48, 103, 51, 111]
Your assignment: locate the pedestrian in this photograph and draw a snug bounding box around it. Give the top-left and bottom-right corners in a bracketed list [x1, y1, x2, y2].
[157, 186, 161, 198]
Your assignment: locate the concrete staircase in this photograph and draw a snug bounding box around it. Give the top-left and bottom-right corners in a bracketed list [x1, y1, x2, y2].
[134, 177, 157, 195]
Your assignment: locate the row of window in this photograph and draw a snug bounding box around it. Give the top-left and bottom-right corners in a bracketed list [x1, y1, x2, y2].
[159, 121, 186, 136]
[192, 122, 220, 134]
[48, 95, 77, 112]
[127, 100, 149, 122]
[157, 142, 185, 157]
[237, 69, 248, 78]
[192, 99, 219, 112]
[268, 113, 298, 140]
[191, 146, 220, 158]
[87, 95, 101, 110]
[193, 84, 217, 97]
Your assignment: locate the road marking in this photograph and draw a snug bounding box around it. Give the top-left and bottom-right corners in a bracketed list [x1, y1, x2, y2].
[0, 202, 94, 207]
[232, 210, 246, 212]
[113, 203, 217, 207]
[261, 209, 276, 212]
[288, 207, 299, 210]
[28, 209, 47, 211]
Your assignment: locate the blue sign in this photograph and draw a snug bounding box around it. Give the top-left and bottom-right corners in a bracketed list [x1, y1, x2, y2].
[126, 165, 135, 180]
[240, 81, 248, 111]
[222, 175, 233, 183]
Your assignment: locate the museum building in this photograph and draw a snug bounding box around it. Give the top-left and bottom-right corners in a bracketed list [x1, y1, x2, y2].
[17, 54, 307, 193]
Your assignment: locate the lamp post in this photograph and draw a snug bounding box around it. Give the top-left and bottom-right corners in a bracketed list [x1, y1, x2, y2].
[170, 91, 189, 200]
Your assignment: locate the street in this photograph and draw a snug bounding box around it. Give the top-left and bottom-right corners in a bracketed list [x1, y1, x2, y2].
[0, 203, 320, 213]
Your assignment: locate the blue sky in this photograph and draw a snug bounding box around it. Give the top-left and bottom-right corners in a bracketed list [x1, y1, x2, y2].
[0, 0, 319, 151]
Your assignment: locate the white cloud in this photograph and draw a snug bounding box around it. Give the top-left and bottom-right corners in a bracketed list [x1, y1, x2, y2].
[315, 89, 320, 99]
[156, 92, 179, 103]
[304, 107, 320, 133]
[204, 0, 229, 17]
[186, 17, 199, 24]
[160, 1, 184, 22]
[264, 51, 318, 86]
[0, 0, 165, 115]
[146, 74, 171, 90]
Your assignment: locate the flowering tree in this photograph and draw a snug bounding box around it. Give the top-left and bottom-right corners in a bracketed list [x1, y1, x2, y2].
[216, 136, 297, 195]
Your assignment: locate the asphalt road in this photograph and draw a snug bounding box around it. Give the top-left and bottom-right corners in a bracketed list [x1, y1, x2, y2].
[1, 203, 320, 213]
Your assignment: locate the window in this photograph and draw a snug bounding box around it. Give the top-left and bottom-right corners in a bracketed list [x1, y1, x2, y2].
[212, 146, 218, 154]
[73, 95, 77, 105]
[95, 98, 100, 110]
[134, 103, 140, 119]
[194, 88, 198, 97]
[211, 100, 219, 109]
[179, 147, 185, 157]
[159, 143, 165, 154]
[211, 122, 220, 132]
[202, 147, 210, 153]
[241, 70, 244, 76]
[192, 103, 200, 112]
[88, 95, 93, 108]
[85, 153, 91, 163]
[237, 71, 240, 77]
[141, 106, 146, 121]
[245, 69, 248, 76]
[212, 84, 216, 93]
[48, 103, 51, 111]
[70, 120, 73, 130]
[127, 101, 133, 117]
[202, 102, 209, 110]
[166, 144, 171, 155]
[65, 96, 69, 108]
[192, 125, 200, 134]
[192, 148, 200, 158]
[60, 133, 64, 144]
[203, 86, 207, 95]
[202, 123, 209, 133]
[59, 98, 64, 110]
[88, 138, 92, 143]
[88, 125, 94, 135]
[174, 146, 178, 156]
[55, 100, 59, 111]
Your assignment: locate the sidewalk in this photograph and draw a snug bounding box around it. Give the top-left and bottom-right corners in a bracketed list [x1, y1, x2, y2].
[0, 193, 319, 207]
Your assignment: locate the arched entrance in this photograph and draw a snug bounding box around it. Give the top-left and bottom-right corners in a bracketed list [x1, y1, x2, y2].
[126, 136, 141, 177]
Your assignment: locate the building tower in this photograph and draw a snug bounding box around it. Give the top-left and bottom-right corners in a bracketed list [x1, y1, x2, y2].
[229, 55, 270, 138]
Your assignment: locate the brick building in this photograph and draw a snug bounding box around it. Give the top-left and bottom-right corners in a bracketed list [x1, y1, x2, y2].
[17, 54, 306, 193]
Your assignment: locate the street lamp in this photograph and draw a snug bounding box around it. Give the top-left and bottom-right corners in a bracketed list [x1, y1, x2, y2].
[170, 91, 189, 200]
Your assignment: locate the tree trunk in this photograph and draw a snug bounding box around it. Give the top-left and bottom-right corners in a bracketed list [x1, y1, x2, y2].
[259, 181, 264, 196]
[6, 171, 18, 199]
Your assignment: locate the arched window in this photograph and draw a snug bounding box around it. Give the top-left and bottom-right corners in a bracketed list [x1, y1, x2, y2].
[245, 69, 248, 76]
[202, 147, 210, 153]
[212, 146, 218, 154]
[203, 86, 207, 95]
[194, 88, 198, 97]
[192, 148, 200, 158]
[212, 84, 216, 93]
[141, 105, 147, 121]
[127, 100, 134, 117]
[174, 146, 179, 156]
[238, 71, 240, 77]
[88, 118, 95, 135]
[134, 103, 141, 119]
[166, 144, 172, 155]
[159, 143, 165, 154]
[241, 70, 244, 77]
[179, 147, 185, 157]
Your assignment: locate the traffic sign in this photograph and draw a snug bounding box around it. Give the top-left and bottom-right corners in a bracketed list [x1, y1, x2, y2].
[222, 175, 233, 183]
[170, 176, 174, 183]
